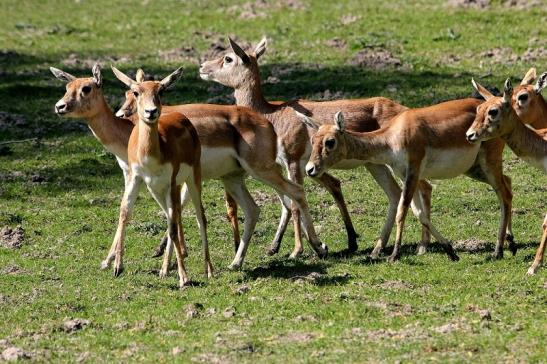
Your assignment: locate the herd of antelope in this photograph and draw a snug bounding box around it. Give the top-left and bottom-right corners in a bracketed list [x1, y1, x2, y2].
[49, 37, 547, 288]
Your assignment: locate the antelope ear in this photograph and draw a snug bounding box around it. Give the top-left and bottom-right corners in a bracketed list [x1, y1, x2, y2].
[471, 78, 494, 101]
[520, 67, 536, 85]
[254, 37, 268, 59]
[334, 111, 345, 131]
[295, 111, 319, 130]
[111, 66, 136, 88]
[503, 78, 513, 104]
[136, 68, 145, 83]
[534, 72, 547, 94]
[92, 63, 102, 87]
[228, 37, 250, 64]
[159, 67, 183, 91]
[50, 67, 76, 82]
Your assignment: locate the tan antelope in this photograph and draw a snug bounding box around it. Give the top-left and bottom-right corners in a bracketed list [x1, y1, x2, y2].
[51, 64, 327, 272]
[111, 65, 204, 287]
[200, 37, 436, 257]
[300, 95, 514, 262]
[467, 75, 547, 275]
[511, 68, 547, 130]
[200, 37, 516, 259]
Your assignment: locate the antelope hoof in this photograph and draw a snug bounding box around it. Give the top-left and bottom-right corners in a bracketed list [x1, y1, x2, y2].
[316, 244, 328, 259]
[229, 261, 242, 271]
[153, 236, 168, 258]
[289, 249, 304, 259]
[507, 235, 517, 256]
[527, 264, 539, 276]
[370, 249, 381, 260]
[100, 260, 111, 270]
[416, 245, 428, 255]
[159, 268, 168, 279]
[492, 250, 503, 260]
[113, 265, 124, 277]
[266, 244, 280, 256]
[387, 253, 399, 263]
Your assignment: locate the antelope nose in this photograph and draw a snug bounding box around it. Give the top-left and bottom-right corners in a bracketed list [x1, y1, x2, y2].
[305, 163, 316, 177]
[55, 102, 67, 114]
[466, 131, 477, 142]
[145, 108, 158, 118]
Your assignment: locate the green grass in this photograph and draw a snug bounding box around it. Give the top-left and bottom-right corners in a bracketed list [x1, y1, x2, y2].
[1, 0, 546, 362]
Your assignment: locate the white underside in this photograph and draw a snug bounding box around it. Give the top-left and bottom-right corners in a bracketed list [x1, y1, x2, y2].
[200, 146, 240, 179]
[389, 146, 481, 180]
[522, 155, 547, 173]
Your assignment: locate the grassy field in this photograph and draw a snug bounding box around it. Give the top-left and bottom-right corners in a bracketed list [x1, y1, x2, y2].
[1, 0, 546, 362]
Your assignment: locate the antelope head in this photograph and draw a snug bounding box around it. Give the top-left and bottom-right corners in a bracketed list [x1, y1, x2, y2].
[50, 64, 103, 118]
[115, 69, 145, 118]
[466, 78, 515, 143]
[199, 37, 267, 89]
[111, 66, 183, 124]
[511, 67, 547, 123]
[298, 111, 347, 177]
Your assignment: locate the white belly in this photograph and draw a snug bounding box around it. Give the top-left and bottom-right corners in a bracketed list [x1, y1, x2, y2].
[421, 146, 480, 179]
[523, 156, 547, 173]
[200, 146, 239, 179]
[332, 159, 367, 169]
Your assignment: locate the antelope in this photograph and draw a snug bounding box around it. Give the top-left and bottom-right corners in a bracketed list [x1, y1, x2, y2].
[467, 75, 547, 275]
[200, 36, 436, 258]
[51, 64, 327, 271]
[200, 37, 515, 259]
[111, 65, 206, 287]
[511, 68, 547, 130]
[300, 95, 515, 262]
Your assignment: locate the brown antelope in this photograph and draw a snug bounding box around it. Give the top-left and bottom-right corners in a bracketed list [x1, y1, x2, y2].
[301, 95, 514, 262]
[467, 76, 547, 275]
[200, 37, 436, 257]
[200, 37, 516, 259]
[110, 65, 205, 287]
[51, 64, 327, 271]
[512, 68, 547, 130]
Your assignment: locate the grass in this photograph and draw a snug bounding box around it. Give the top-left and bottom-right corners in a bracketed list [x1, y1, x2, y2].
[1, 0, 546, 362]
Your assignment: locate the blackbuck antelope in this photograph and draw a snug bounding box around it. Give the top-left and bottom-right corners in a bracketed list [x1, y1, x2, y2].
[200, 36, 436, 257]
[300, 96, 515, 262]
[511, 68, 547, 130]
[111, 66, 205, 287]
[468, 76, 547, 275]
[114, 69, 329, 268]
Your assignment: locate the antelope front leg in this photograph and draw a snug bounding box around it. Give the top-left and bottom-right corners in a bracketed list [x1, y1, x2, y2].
[527, 213, 547, 275]
[168, 183, 189, 288]
[288, 162, 304, 259]
[267, 195, 292, 255]
[416, 180, 432, 255]
[101, 176, 141, 276]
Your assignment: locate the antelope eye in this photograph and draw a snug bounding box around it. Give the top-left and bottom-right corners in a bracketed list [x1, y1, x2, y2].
[133, 91, 139, 97]
[488, 108, 498, 117]
[224, 56, 233, 64]
[325, 138, 336, 149]
[518, 93, 528, 102]
[81, 86, 92, 94]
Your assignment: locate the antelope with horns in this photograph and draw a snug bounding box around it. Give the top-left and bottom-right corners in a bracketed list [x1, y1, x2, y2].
[468, 75, 547, 275]
[115, 69, 330, 268]
[111, 65, 206, 287]
[301, 96, 514, 262]
[511, 67, 547, 130]
[200, 36, 436, 258]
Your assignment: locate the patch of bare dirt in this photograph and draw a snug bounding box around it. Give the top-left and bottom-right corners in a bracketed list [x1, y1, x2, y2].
[350, 323, 428, 341]
[325, 37, 347, 50]
[223, 306, 236, 318]
[234, 284, 250, 295]
[61, 53, 130, 69]
[159, 46, 197, 63]
[0, 112, 28, 132]
[62, 318, 90, 333]
[479, 46, 547, 66]
[447, 0, 490, 9]
[504, 0, 544, 9]
[185, 303, 204, 319]
[0, 226, 24, 249]
[310, 89, 351, 101]
[228, 0, 307, 19]
[2, 265, 24, 275]
[191, 353, 230, 364]
[349, 48, 406, 69]
[340, 14, 361, 25]
[2, 347, 31, 361]
[378, 280, 413, 290]
[272, 331, 316, 344]
[453, 238, 489, 253]
[434, 320, 470, 334]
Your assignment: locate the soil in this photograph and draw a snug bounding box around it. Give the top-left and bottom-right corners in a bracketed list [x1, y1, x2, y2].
[447, 0, 490, 9]
[349, 48, 404, 69]
[0, 226, 24, 249]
